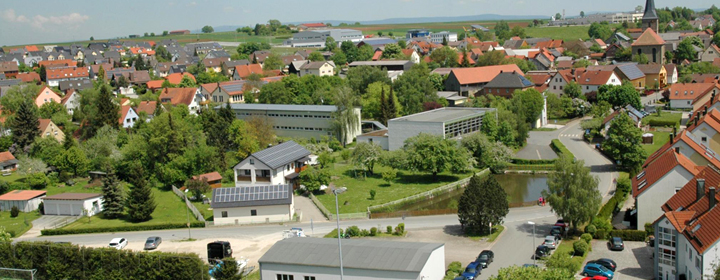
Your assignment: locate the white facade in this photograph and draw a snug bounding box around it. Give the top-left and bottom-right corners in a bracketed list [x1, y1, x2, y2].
[430, 32, 457, 44]
[654, 217, 720, 280]
[388, 120, 444, 151]
[212, 200, 294, 226]
[298, 62, 335, 77]
[233, 156, 304, 187]
[548, 72, 568, 95]
[43, 197, 103, 216]
[357, 132, 390, 151]
[579, 72, 622, 95]
[0, 196, 45, 212]
[670, 99, 697, 110]
[635, 167, 695, 228]
[62, 91, 80, 115]
[121, 107, 139, 128]
[387, 107, 494, 151]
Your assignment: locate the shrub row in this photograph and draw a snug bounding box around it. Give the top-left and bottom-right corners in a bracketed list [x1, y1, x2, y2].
[510, 158, 557, 165]
[41, 222, 205, 236]
[647, 119, 680, 128]
[597, 188, 627, 221]
[609, 230, 647, 241]
[324, 223, 405, 238]
[551, 139, 573, 159]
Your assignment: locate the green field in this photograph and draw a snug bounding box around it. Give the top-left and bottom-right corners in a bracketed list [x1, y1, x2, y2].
[642, 131, 671, 156]
[641, 112, 682, 126]
[525, 26, 590, 41]
[0, 211, 41, 237]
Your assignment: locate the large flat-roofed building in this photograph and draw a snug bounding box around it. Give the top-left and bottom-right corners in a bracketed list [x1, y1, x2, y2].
[387, 107, 496, 151]
[285, 29, 364, 48]
[348, 60, 414, 72]
[221, 104, 361, 144]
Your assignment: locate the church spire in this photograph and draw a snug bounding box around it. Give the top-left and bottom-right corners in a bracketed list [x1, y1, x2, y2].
[643, 0, 658, 19]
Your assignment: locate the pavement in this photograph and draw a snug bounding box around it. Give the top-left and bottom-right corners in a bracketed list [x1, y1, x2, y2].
[515, 129, 561, 160]
[23, 216, 79, 238]
[294, 195, 327, 222]
[584, 240, 654, 280]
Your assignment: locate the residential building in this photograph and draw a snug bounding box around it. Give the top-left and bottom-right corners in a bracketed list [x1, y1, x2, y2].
[34, 86, 62, 108]
[213, 80, 248, 103]
[191, 172, 223, 189]
[38, 119, 64, 142]
[481, 71, 534, 98]
[42, 193, 103, 216]
[667, 83, 720, 110]
[444, 65, 524, 95]
[632, 28, 665, 64]
[688, 109, 720, 153]
[233, 64, 263, 80]
[259, 238, 445, 280]
[15, 72, 40, 83]
[203, 57, 230, 73]
[0, 190, 46, 212]
[211, 184, 294, 226]
[159, 87, 206, 115]
[0, 151, 18, 171]
[576, 70, 622, 95]
[700, 45, 720, 63]
[119, 105, 139, 128]
[135, 101, 161, 121]
[0, 62, 19, 78]
[46, 67, 89, 87]
[60, 89, 80, 115]
[222, 104, 362, 144]
[644, 130, 720, 170]
[297, 61, 335, 77]
[547, 70, 573, 95]
[436, 91, 469, 107]
[357, 129, 390, 150]
[637, 64, 668, 89]
[58, 79, 92, 92]
[387, 107, 496, 151]
[665, 64, 678, 84]
[348, 60, 414, 71]
[430, 31, 457, 44]
[233, 140, 310, 187]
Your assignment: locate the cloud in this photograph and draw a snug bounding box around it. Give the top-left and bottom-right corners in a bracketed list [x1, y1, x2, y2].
[31, 12, 89, 29]
[1, 9, 29, 23]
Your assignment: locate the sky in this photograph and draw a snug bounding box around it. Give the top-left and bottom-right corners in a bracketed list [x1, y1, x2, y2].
[0, 0, 715, 46]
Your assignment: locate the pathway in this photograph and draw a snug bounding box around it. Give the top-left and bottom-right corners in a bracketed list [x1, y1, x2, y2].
[294, 195, 327, 223]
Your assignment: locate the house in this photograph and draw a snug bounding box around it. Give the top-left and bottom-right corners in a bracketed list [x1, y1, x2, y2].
[348, 61, 414, 72]
[402, 49, 421, 64]
[356, 129, 390, 150]
[165, 72, 195, 85]
[616, 64, 647, 88]
[61, 89, 80, 115]
[42, 193, 103, 216]
[0, 62, 19, 78]
[135, 101, 161, 121]
[15, 72, 41, 83]
[233, 141, 311, 187]
[601, 105, 649, 134]
[644, 130, 720, 170]
[210, 80, 248, 103]
[89, 63, 112, 80]
[481, 71, 534, 98]
[653, 167, 720, 280]
[0, 190, 46, 212]
[119, 105, 139, 128]
[211, 184, 294, 225]
[297, 61, 335, 77]
[191, 172, 223, 189]
[632, 148, 699, 228]
[259, 238, 445, 280]
[159, 87, 206, 115]
[46, 67, 89, 87]
[38, 59, 77, 69]
[58, 79, 93, 92]
[688, 109, 720, 153]
[436, 91, 468, 107]
[233, 64, 263, 80]
[203, 57, 230, 73]
[38, 119, 65, 142]
[631, 28, 666, 64]
[637, 64, 667, 89]
[547, 69, 573, 95]
[667, 83, 720, 110]
[665, 64, 678, 84]
[576, 70, 622, 95]
[700, 44, 720, 63]
[34, 86, 62, 108]
[0, 151, 18, 171]
[444, 64, 524, 95]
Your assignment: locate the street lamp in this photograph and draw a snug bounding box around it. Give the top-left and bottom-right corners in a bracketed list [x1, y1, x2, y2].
[527, 221, 536, 266]
[333, 187, 347, 280]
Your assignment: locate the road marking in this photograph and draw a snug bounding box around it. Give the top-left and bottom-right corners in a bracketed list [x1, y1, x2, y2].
[536, 150, 542, 160]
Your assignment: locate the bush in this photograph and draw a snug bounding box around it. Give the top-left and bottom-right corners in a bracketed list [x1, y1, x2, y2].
[10, 206, 19, 218]
[551, 139, 573, 158]
[594, 229, 608, 239]
[645, 222, 654, 236]
[345, 226, 360, 237]
[648, 119, 679, 128]
[369, 189, 376, 200]
[546, 250, 581, 273]
[591, 217, 613, 232]
[370, 227, 378, 236]
[41, 222, 205, 235]
[581, 233, 593, 244]
[609, 230, 647, 241]
[617, 177, 631, 194]
[585, 224, 597, 236]
[394, 223, 405, 235]
[573, 240, 590, 255]
[511, 158, 557, 165]
[359, 229, 370, 237]
[387, 225, 393, 234]
[447, 261, 463, 274]
[324, 228, 344, 238]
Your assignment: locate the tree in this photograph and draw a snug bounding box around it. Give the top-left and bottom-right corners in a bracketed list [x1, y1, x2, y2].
[588, 22, 613, 40]
[555, 13, 563, 20]
[185, 178, 210, 201]
[10, 100, 40, 151]
[126, 163, 156, 222]
[393, 64, 438, 115]
[262, 53, 283, 70]
[480, 112, 498, 141]
[39, 66, 46, 82]
[101, 175, 125, 219]
[497, 120, 515, 147]
[402, 133, 474, 180]
[461, 133, 511, 173]
[357, 44, 375, 61]
[116, 75, 129, 88]
[429, 47, 459, 67]
[155, 45, 173, 62]
[329, 51, 347, 66]
[352, 142, 382, 175]
[377, 87, 389, 126]
[542, 155, 601, 231]
[27, 172, 49, 189]
[460, 48, 471, 67]
[16, 155, 47, 176]
[228, 119, 259, 160]
[458, 175, 509, 234]
[398, 40, 407, 49]
[162, 30, 169, 36]
[178, 75, 197, 87]
[202, 25, 214, 33]
[0, 227, 10, 243]
[603, 113, 646, 173]
[323, 37, 337, 52]
[97, 66, 106, 81]
[597, 83, 641, 109]
[298, 166, 330, 193]
[90, 85, 120, 137]
[580, 11, 585, 17]
[676, 37, 699, 62]
[476, 51, 505, 66]
[212, 258, 243, 280]
[317, 152, 335, 168]
[237, 42, 263, 56]
[632, 53, 649, 64]
[57, 146, 88, 176]
[308, 51, 325, 62]
[330, 87, 360, 146]
[381, 43, 404, 59]
[510, 26, 526, 39]
[563, 81, 582, 98]
[346, 65, 390, 95]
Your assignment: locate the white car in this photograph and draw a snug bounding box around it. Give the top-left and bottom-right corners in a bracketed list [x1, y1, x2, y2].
[109, 238, 128, 249]
[542, 236, 557, 250]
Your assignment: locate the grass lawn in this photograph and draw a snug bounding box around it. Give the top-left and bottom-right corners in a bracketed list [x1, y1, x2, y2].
[468, 225, 505, 242]
[641, 112, 682, 126]
[642, 131, 670, 156]
[2, 172, 26, 183]
[62, 187, 197, 230]
[525, 26, 590, 41]
[44, 178, 98, 196]
[190, 190, 214, 221]
[0, 211, 41, 237]
[314, 160, 473, 214]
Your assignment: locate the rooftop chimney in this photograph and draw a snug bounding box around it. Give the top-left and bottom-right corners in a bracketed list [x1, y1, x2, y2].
[705, 106, 709, 116]
[713, 91, 716, 102]
[673, 127, 677, 135]
[675, 146, 680, 154]
[697, 179, 705, 203]
[710, 187, 717, 209]
[670, 132, 675, 143]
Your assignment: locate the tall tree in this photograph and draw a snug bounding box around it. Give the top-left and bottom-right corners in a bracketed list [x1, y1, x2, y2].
[387, 87, 398, 120]
[597, 83, 641, 109]
[126, 163, 156, 222]
[378, 87, 389, 126]
[346, 65, 390, 95]
[429, 47, 459, 67]
[402, 133, 474, 180]
[101, 174, 125, 219]
[461, 132, 511, 173]
[542, 155, 601, 231]
[57, 146, 88, 176]
[201, 25, 214, 33]
[89, 85, 120, 138]
[381, 43, 404, 59]
[458, 175, 509, 234]
[460, 48, 471, 67]
[603, 113, 646, 173]
[563, 81, 582, 98]
[331, 87, 360, 146]
[10, 100, 40, 151]
[480, 112, 498, 141]
[308, 52, 325, 62]
[497, 120, 515, 147]
[97, 65, 106, 81]
[262, 54, 284, 70]
[351, 142, 383, 175]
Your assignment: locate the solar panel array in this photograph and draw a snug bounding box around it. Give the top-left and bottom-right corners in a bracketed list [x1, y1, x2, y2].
[220, 81, 246, 93]
[214, 185, 289, 203]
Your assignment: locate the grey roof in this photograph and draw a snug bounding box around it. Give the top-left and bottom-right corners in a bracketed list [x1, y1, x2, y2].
[249, 140, 311, 169]
[0, 79, 20, 87]
[259, 238, 444, 272]
[617, 64, 646, 80]
[390, 107, 495, 123]
[219, 81, 246, 93]
[299, 61, 334, 70]
[484, 72, 534, 88]
[211, 185, 292, 208]
[59, 79, 93, 91]
[625, 105, 649, 120]
[222, 103, 339, 113]
[643, 0, 658, 19]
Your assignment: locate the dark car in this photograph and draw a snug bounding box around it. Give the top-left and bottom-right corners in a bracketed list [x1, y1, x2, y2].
[550, 226, 563, 239]
[588, 258, 617, 272]
[535, 245, 551, 259]
[608, 237, 625, 251]
[144, 236, 162, 250]
[207, 241, 233, 264]
[461, 262, 481, 279]
[475, 250, 494, 268]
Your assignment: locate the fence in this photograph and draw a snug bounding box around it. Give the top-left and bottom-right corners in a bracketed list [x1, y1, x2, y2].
[367, 169, 490, 215]
[369, 209, 458, 219]
[46, 216, 82, 230]
[171, 186, 205, 223]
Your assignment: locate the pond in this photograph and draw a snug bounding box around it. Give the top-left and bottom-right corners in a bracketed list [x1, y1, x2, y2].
[395, 173, 549, 211]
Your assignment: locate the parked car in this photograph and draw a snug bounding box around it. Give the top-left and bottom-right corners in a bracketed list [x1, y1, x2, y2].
[144, 236, 162, 250]
[108, 238, 127, 250]
[582, 263, 614, 279]
[475, 250, 494, 268]
[588, 258, 617, 272]
[542, 236, 558, 249]
[535, 245, 551, 259]
[461, 262, 481, 279]
[582, 276, 609, 280]
[550, 226, 563, 239]
[555, 219, 568, 229]
[608, 237, 625, 251]
[207, 241, 233, 264]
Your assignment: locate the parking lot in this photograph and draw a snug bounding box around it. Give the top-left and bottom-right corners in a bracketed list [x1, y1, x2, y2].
[584, 240, 654, 280]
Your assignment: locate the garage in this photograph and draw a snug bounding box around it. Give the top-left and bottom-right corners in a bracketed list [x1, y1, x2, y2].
[43, 193, 103, 217]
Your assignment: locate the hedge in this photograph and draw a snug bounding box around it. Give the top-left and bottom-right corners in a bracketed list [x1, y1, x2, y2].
[609, 230, 647, 241]
[510, 158, 557, 165]
[594, 229, 608, 239]
[0, 241, 207, 279]
[551, 139, 573, 159]
[41, 221, 206, 236]
[647, 119, 680, 128]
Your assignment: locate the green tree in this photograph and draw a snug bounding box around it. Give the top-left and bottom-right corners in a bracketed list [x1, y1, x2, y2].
[101, 174, 125, 219]
[393, 64, 438, 115]
[10, 100, 40, 151]
[429, 46, 459, 67]
[542, 155, 601, 231]
[633, 53, 649, 64]
[489, 265, 574, 280]
[458, 175, 509, 234]
[460, 48, 471, 67]
[308, 51, 325, 62]
[185, 178, 210, 202]
[603, 113, 646, 173]
[461, 133, 511, 173]
[341, 41, 360, 63]
[155, 45, 173, 62]
[201, 25, 214, 33]
[97, 66, 106, 81]
[178, 75, 197, 87]
[563, 81, 582, 98]
[510, 26, 526, 38]
[387, 87, 398, 122]
[381, 169, 397, 185]
[346, 65, 390, 95]
[323, 37, 337, 52]
[597, 83, 641, 109]
[580, 11, 585, 17]
[588, 22, 613, 40]
[480, 112, 498, 141]
[236, 42, 262, 56]
[381, 43, 404, 59]
[298, 166, 330, 193]
[262, 53, 284, 70]
[497, 120, 515, 147]
[676, 37, 699, 62]
[212, 258, 243, 280]
[126, 163, 156, 222]
[228, 119, 259, 159]
[352, 142, 382, 175]
[88, 85, 120, 138]
[162, 30, 169, 36]
[329, 51, 347, 66]
[57, 146, 88, 176]
[330, 87, 360, 146]
[317, 152, 335, 168]
[476, 50, 506, 66]
[555, 13, 563, 20]
[357, 44, 375, 61]
[402, 133, 474, 180]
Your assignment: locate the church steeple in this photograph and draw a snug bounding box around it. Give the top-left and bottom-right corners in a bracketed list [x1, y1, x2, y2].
[642, 0, 659, 33]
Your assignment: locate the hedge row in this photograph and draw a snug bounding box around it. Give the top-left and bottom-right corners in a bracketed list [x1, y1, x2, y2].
[609, 230, 647, 241]
[647, 119, 680, 128]
[597, 188, 627, 220]
[510, 158, 557, 165]
[0, 241, 208, 280]
[41, 221, 205, 236]
[551, 139, 573, 159]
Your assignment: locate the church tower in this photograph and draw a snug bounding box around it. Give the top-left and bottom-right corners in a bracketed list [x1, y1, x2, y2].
[642, 0, 659, 33]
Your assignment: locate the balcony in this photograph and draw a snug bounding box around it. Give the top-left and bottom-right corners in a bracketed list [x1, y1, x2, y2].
[235, 176, 271, 183]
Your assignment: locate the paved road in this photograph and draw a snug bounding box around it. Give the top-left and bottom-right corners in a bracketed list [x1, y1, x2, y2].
[558, 119, 617, 199]
[515, 130, 561, 160]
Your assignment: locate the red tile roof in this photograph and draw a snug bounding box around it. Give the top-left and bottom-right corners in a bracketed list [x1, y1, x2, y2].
[401, 49, 415, 57]
[667, 83, 718, 101]
[38, 59, 77, 69]
[633, 148, 699, 198]
[0, 151, 16, 163]
[0, 190, 46, 201]
[577, 70, 615, 86]
[129, 47, 155, 55]
[457, 53, 476, 65]
[166, 72, 195, 85]
[535, 39, 563, 49]
[632, 28, 666, 46]
[201, 83, 219, 93]
[234, 64, 263, 79]
[119, 105, 132, 124]
[0, 62, 19, 73]
[38, 118, 52, 132]
[594, 39, 606, 47]
[24, 45, 39, 52]
[689, 109, 720, 133]
[644, 130, 720, 169]
[159, 87, 197, 106]
[449, 64, 523, 85]
[16, 72, 40, 83]
[526, 73, 551, 85]
[135, 101, 158, 115]
[372, 50, 383, 61]
[46, 67, 89, 80]
[192, 171, 222, 182]
[300, 23, 326, 28]
[145, 80, 164, 91]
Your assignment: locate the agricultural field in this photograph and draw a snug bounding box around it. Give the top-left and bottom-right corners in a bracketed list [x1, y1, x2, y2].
[525, 25, 591, 41]
[353, 20, 530, 36]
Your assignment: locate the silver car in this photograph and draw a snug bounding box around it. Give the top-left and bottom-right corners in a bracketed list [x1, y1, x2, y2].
[542, 236, 558, 249]
[144, 236, 162, 250]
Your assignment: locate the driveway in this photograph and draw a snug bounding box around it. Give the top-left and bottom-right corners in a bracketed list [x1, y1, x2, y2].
[515, 130, 561, 160]
[584, 240, 654, 280]
[22, 215, 79, 238]
[294, 195, 327, 223]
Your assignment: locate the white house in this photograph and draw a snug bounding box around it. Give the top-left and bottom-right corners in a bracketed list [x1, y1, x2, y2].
[430, 31, 457, 44]
[665, 64, 678, 84]
[42, 193, 103, 216]
[577, 70, 622, 95]
[547, 70, 571, 95]
[298, 61, 336, 77]
[259, 238, 445, 280]
[632, 148, 699, 228]
[119, 105, 139, 128]
[233, 141, 311, 187]
[61, 90, 80, 115]
[0, 190, 46, 212]
[667, 83, 720, 110]
[357, 129, 390, 150]
[159, 87, 206, 115]
[211, 184, 294, 226]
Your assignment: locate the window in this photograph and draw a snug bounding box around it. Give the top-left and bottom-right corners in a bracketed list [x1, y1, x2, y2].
[702, 137, 708, 142]
[244, 170, 250, 175]
[221, 211, 228, 218]
[251, 210, 257, 216]
[304, 277, 316, 280]
[250, 159, 254, 165]
[276, 275, 294, 280]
